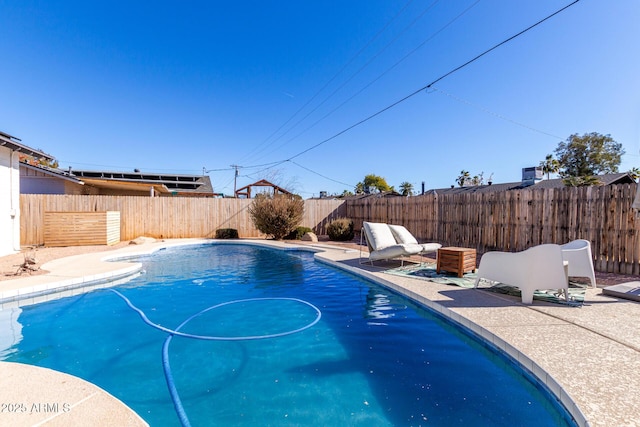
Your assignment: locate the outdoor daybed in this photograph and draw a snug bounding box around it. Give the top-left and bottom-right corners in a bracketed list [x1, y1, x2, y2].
[361, 222, 440, 265]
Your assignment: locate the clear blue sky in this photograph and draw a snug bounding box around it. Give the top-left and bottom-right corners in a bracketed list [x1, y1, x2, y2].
[1, 0, 639, 197]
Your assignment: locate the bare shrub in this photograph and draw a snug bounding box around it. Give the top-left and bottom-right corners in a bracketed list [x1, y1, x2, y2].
[215, 228, 239, 239]
[327, 218, 354, 241]
[248, 194, 304, 240]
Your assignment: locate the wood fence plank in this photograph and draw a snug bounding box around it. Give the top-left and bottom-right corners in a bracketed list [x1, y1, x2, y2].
[20, 185, 640, 273]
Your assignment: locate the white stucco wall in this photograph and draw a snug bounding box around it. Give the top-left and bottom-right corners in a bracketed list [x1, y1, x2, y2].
[0, 145, 20, 257]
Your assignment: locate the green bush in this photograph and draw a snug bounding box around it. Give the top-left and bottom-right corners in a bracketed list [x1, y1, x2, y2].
[215, 228, 239, 239]
[248, 194, 305, 240]
[327, 218, 354, 241]
[285, 226, 313, 240]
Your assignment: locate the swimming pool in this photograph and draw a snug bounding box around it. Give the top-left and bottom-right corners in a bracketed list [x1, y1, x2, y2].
[1, 243, 575, 426]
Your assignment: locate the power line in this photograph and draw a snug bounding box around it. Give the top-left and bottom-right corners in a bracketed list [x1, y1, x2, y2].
[268, 0, 481, 159]
[238, 0, 420, 166]
[220, 1, 481, 185]
[204, 160, 284, 174]
[203, 166, 234, 173]
[430, 86, 564, 139]
[212, 0, 581, 193]
[427, 2, 581, 89]
[248, 0, 443, 162]
[286, 0, 581, 162]
[242, 160, 289, 180]
[288, 160, 354, 188]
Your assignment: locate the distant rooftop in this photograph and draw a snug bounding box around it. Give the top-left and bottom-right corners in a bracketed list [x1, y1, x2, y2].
[69, 169, 215, 195]
[427, 172, 635, 195]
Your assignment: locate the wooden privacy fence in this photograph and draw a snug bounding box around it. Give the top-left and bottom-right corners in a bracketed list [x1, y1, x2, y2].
[20, 195, 346, 245]
[346, 184, 640, 275]
[20, 185, 640, 274]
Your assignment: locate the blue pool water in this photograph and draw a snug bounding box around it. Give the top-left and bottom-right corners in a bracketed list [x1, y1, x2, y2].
[1, 244, 574, 426]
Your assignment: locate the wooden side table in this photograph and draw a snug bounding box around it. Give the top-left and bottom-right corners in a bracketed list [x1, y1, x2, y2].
[436, 247, 477, 277]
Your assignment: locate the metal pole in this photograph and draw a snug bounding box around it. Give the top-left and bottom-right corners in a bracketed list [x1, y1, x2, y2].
[231, 165, 239, 198]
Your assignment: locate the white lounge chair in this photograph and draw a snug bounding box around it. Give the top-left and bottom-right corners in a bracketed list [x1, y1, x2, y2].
[360, 222, 422, 265]
[473, 244, 569, 304]
[388, 224, 442, 260]
[561, 239, 597, 288]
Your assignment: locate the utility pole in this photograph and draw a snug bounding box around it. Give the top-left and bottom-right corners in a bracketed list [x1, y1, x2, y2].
[231, 164, 240, 198]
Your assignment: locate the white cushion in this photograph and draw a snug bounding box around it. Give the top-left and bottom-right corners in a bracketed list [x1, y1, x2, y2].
[389, 224, 441, 253]
[364, 222, 397, 250]
[388, 224, 418, 244]
[420, 243, 442, 253]
[368, 243, 422, 261]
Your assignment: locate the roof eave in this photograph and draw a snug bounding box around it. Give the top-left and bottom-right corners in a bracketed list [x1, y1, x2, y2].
[0, 133, 56, 161]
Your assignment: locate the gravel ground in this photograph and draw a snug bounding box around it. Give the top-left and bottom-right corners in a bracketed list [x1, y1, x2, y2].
[1, 238, 638, 287]
[0, 242, 131, 281]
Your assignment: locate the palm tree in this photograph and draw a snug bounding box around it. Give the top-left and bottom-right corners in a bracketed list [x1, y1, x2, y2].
[399, 182, 414, 196]
[628, 167, 640, 181]
[456, 170, 470, 187]
[540, 154, 561, 179]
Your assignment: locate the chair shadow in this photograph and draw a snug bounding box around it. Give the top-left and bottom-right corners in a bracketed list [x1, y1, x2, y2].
[335, 257, 587, 309]
[437, 287, 521, 308]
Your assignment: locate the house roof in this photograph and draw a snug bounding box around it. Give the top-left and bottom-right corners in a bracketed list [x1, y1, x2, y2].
[18, 162, 216, 195]
[427, 173, 635, 195]
[20, 162, 84, 185]
[0, 131, 55, 161]
[68, 169, 215, 196]
[340, 190, 402, 200]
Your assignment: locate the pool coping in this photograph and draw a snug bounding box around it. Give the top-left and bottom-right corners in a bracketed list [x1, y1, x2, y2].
[2, 238, 639, 426]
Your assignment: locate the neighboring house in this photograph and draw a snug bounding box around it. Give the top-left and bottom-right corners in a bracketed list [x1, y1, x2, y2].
[68, 169, 217, 197]
[427, 167, 635, 196]
[0, 131, 55, 256]
[20, 165, 218, 197]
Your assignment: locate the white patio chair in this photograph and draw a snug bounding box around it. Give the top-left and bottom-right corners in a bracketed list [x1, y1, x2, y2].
[561, 239, 597, 288]
[474, 244, 569, 304]
[360, 222, 422, 266]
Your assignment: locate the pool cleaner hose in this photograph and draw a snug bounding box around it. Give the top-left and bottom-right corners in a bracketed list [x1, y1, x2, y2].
[110, 289, 321, 427]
